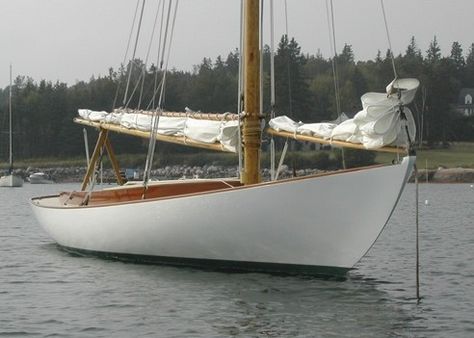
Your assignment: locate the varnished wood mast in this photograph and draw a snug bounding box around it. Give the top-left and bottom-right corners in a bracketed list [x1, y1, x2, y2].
[242, 0, 261, 185]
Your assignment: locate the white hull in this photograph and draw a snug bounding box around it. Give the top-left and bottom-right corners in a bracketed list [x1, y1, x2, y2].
[0, 174, 23, 187]
[31, 157, 415, 273]
[29, 173, 54, 184]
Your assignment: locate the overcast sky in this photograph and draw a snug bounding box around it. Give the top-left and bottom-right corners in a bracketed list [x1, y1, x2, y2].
[1, 0, 473, 88]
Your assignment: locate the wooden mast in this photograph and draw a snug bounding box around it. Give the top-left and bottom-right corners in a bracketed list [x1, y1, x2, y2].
[242, 0, 261, 185]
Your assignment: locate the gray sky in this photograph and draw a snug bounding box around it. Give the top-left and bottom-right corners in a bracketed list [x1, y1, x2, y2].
[1, 0, 473, 88]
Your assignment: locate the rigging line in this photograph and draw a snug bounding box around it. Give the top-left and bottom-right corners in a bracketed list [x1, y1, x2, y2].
[236, 0, 244, 177]
[145, 74, 165, 111]
[270, 0, 275, 116]
[380, 0, 398, 79]
[125, 66, 166, 110]
[147, 0, 172, 110]
[283, 0, 293, 117]
[123, 0, 147, 107]
[160, 0, 173, 70]
[326, 0, 346, 169]
[152, 0, 166, 109]
[122, 0, 141, 71]
[270, 0, 276, 180]
[138, 0, 164, 109]
[143, 0, 179, 189]
[158, 0, 178, 113]
[112, 0, 141, 110]
[260, 0, 264, 115]
[143, 0, 177, 188]
[124, 65, 149, 109]
[327, 0, 341, 118]
[137, 69, 147, 109]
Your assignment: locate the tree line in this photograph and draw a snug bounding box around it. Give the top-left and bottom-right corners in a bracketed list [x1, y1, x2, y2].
[1, 35, 473, 162]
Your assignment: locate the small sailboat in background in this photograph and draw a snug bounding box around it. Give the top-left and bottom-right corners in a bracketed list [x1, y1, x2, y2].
[0, 65, 23, 188]
[31, 0, 418, 276]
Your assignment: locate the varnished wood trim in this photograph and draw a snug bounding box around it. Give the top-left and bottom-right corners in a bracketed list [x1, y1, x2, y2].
[34, 161, 396, 209]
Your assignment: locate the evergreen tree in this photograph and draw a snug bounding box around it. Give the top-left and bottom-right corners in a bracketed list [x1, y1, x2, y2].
[2, 36, 474, 162]
[450, 41, 465, 70]
[465, 43, 474, 86]
[338, 44, 355, 65]
[400, 37, 423, 77]
[406, 36, 422, 59]
[426, 36, 441, 63]
[274, 35, 312, 121]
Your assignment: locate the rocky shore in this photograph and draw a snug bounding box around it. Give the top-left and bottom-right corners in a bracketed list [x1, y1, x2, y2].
[4, 165, 473, 184]
[409, 167, 474, 183]
[6, 164, 322, 183]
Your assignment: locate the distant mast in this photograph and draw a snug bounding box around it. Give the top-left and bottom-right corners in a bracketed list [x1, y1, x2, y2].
[9, 64, 13, 173]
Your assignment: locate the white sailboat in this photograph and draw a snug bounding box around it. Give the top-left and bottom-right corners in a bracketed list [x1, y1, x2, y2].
[31, 1, 418, 276]
[0, 65, 23, 188]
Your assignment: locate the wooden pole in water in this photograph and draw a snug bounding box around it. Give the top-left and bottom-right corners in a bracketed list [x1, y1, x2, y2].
[9, 64, 13, 172]
[415, 163, 421, 301]
[242, 0, 261, 185]
[425, 159, 428, 183]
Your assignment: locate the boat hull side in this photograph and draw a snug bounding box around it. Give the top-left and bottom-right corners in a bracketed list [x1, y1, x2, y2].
[31, 157, 415, 270]
[0, 174, 23, 187]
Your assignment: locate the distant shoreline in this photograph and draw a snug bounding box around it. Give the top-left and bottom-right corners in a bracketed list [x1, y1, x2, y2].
[4, 166, 473, 184]
[409, 167, 474, 184]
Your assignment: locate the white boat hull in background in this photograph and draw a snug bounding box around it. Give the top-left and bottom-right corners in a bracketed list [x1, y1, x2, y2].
[0, 174, 23, 187]
[29, 173, 54, 184]
[31, 157, 415, 274]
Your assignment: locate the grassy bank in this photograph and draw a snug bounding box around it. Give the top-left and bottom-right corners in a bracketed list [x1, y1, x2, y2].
[2, 142, 473, 170]
[375, 142, 474, 169]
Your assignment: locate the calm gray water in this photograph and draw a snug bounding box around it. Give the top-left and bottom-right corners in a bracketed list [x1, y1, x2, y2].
[1, 183, 473, 337]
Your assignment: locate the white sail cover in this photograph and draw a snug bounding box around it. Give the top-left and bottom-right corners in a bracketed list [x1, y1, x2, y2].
[269, 78, 419, 149]
[269, 115, 336, 138]
[77, 109, 239, 152]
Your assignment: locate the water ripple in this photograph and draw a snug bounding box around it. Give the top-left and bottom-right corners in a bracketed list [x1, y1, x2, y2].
[0, 183, 473, 337]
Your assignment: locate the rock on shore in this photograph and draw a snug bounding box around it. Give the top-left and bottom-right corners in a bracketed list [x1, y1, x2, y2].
[411, 167, 474, 183]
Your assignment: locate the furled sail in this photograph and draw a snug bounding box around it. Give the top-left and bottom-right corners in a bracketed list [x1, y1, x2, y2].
[76, 108, 240, 153]
[268, 78, 419, 151]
